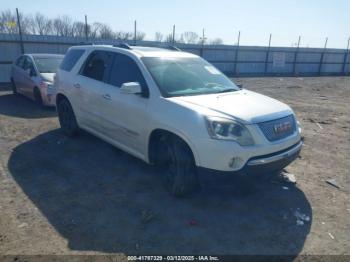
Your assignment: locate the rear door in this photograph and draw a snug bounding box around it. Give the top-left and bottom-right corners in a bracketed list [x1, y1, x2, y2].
[97, 52, 150, 153]
[21, 56, 37, 98]
[12, 56, 26, 92]
[72, 50, 113, 130]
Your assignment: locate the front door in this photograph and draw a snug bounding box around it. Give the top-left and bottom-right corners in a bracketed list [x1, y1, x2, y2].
[97, 52, 150, 154]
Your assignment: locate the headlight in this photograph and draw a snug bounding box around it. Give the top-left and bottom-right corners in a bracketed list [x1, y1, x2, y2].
[205, 116, 254, 146]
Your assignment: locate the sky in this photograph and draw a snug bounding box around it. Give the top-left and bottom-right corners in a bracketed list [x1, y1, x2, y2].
[2, 0, 350, 49]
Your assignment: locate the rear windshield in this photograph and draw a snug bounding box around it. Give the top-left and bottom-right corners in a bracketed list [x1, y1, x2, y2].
[34, 57, 63, 73]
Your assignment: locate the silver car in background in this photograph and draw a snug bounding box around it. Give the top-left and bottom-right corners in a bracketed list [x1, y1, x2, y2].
[10, 54, 64, 106]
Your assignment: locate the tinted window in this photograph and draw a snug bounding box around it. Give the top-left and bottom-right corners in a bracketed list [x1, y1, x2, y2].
[16, 56, 25, 68]
[60, 49, 85, 72]
[81, 51, 113, 81]
[34, 57, 63, 73]
[109, 53, 147, 91]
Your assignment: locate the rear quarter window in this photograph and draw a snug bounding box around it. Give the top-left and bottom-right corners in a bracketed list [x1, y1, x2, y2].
[60, 49, 85, 72]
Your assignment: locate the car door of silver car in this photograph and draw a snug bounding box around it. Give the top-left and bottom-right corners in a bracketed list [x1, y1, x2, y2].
[21, 56, 37, 98]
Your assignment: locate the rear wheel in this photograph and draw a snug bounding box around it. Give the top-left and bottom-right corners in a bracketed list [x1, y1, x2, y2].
[57, 98, 79, 137]
[156, 135, 199, 197]
[33, 87, 43, 106]
[11, 79, 17, 94]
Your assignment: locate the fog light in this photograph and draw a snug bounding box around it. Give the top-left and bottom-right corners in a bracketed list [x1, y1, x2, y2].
[229, 158, 236, 168]
[229, 157, 243, 169]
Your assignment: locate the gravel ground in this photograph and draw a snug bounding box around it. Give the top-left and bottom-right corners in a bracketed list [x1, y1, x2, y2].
[0, 77, 349, 259]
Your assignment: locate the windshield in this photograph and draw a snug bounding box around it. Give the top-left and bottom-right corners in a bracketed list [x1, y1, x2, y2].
[34, 57, 63, 73]
[142, 57, 239, 97]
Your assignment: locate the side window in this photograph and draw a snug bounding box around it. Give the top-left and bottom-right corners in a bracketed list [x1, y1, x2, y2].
[60, 49, 85, 72]
[22, 57, 36, 76]
[81, 51, 113, 82]
[108, 53, 148, 92]
[16, 56, 25, 68]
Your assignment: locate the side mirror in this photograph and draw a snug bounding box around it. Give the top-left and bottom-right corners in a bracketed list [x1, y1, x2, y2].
[237, 84, 243, 90]
[120, 82, 142, 95]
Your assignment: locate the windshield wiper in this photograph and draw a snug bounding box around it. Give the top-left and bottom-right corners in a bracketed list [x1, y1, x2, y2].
[215, 89, 236, 94]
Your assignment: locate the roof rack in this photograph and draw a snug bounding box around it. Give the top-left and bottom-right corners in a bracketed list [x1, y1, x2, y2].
[113, 43, 132, 50]
[167, 45, 181, 51]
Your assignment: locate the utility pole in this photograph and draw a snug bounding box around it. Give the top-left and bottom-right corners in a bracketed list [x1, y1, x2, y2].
[16, 8, 24, 54]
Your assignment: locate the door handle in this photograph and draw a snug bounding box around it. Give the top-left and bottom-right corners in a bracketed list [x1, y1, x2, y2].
[102, 94, 111, 100]
[73, 83, 81, 89]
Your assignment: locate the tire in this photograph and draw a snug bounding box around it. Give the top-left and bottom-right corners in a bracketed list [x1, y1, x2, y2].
[33, 87, 43, 106]
[11, 79, 17, 94]
[156, 135, 199, 197]
[57, 98, 79, 137]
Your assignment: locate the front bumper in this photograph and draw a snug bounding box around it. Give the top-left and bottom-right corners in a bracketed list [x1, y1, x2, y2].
[242, 140, 302, 175]
[40, 86, 56, 107]
[197, 140, 302, 176]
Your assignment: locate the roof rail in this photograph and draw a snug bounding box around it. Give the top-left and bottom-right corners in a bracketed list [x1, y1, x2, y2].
[167, 45, 181, 51]
[113, 43, 132, 50]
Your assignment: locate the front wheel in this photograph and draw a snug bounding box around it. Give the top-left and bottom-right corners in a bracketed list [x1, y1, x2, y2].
[57, 99, 79, 137]
[33, 87, 43, 106]
[157, 135, 199, 197]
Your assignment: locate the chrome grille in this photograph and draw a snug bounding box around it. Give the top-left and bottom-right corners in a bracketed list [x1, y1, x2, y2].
[258, 115, 296, 142]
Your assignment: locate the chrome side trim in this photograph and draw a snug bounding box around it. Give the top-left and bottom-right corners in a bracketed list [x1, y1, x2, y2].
[247, 141, 303, 166]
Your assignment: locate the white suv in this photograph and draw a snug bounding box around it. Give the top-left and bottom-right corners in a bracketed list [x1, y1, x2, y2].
[55, 44, 302, 196]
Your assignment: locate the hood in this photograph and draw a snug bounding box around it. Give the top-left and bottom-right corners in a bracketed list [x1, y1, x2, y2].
[40, 73, 55, 83]
[170, 89, 293, 124]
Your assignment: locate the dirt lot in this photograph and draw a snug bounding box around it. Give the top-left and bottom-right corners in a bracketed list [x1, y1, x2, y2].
[0, 77, 349, 258]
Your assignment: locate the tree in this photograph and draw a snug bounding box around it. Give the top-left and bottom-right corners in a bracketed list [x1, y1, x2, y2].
[33, 13, 51, 35]
[209, 38, 224, 45]
[115, 31, 132, 41]
[52, 16, 73, 36]
[98, 23, 115, 39]
[72, 21, 86, 37]
[155, 31, 163, 42]
[135, 31, 146, 41]
[0, 10, 18, 34]
[181, 31, 199, 44]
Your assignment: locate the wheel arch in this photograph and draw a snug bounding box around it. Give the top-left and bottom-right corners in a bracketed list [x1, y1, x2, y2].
[56, 93, 68, 106]
[147, 128, 199, 166]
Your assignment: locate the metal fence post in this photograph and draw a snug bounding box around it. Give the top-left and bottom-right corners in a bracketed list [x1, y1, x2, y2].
[233, 31, 240, 76]
[264, 34, 272, 75]
[342, 37, 350, 75]
[134, 20, 137, 45]
[172, 25, 175, 45]
[200, 28, 206, 57]
[318, 37, 328, 75]
[84, 15, 88, 42]
[15, 8, 24, 54]
[293, 36, 301, 76]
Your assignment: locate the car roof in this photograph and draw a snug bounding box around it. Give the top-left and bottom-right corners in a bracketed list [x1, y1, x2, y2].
[69, 45, 198, 58]
[26, 54, 65, 59]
